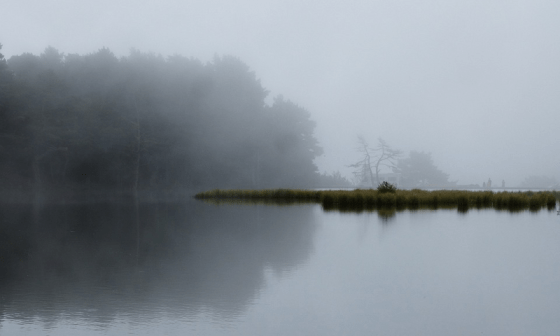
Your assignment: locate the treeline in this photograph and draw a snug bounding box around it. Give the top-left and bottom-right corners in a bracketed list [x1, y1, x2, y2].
[0, 45, 323, 194]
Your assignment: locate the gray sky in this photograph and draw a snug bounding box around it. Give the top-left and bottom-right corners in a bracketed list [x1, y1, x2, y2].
[2, 0, 559, 186]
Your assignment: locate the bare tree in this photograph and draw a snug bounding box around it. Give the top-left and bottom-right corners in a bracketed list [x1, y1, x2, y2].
[349, 137, 402, 187]
[372, 138, 402, 185]
[348, 136, 375, 187]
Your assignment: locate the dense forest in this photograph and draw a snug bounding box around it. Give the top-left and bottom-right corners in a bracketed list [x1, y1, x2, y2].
[0, 45, 324, 195]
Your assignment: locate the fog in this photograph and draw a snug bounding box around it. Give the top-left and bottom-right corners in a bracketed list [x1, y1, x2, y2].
[2, 0, 559, 186]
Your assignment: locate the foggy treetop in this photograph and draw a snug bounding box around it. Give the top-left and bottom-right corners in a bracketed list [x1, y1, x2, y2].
[0, 46, 324, 192]
[2, 0, 560, 185]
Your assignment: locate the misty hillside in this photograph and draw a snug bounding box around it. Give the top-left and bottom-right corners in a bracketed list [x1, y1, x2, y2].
[0, 46, 324, 193]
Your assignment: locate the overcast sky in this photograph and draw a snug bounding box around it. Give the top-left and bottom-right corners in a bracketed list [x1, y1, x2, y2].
[2, 0, 559, 186]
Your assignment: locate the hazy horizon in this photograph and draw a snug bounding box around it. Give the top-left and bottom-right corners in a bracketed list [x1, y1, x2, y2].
[2, 0, 559, 186]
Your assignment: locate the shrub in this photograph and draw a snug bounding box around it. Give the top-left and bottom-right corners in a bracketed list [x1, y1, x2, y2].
[377, 181, 397, 194]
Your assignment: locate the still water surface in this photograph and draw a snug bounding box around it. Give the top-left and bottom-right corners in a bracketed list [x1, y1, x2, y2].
[0, 200, 559, 335]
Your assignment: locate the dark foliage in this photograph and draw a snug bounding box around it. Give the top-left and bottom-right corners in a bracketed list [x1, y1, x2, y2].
[377, 181, 397, 193]
[0, 46, 323, 193]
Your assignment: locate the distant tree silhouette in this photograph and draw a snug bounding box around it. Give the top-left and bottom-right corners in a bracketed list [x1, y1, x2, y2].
[394, 151, 450, 188]
[0, 46, 324, 194]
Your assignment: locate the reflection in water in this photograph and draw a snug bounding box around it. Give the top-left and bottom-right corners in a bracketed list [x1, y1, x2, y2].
[457, 205, 469, 214]
[2, 201, 560, 335]
[0, 200, 316, 329]
[377, 208, 397, 222]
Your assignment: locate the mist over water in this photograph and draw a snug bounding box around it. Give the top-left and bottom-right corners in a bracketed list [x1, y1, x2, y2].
[2, 0, 560, 186]
[0, 201, 316, 332]
[1, 0, 560, 334]
[1, 201, 559, 335]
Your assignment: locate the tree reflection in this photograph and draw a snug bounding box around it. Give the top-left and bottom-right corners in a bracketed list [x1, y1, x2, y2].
[0, 200, 317, 325]
[377, 208, 397, 223]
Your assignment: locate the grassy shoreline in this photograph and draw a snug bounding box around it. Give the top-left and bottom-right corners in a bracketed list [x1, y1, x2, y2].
[195, 189, 559, 211]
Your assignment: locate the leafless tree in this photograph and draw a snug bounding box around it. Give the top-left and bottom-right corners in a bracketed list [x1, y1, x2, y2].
[349, 136, 402, 187]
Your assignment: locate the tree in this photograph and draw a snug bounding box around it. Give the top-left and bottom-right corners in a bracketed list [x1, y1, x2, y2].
[316, 171, 353, 188]
[349, 137, 402, 187]
[394, 151, 450, 188]
[4, 49, 70, 191]
[348, 136, 374, 187]
[372, 138, 403, 185]
[259, 96, 323, 188]
[0, 43, 22, 188]
[0, 43, 13, 129]
[0, 43, 8, 74]
[0, 43, 14, 126]
[1, 46, 326, 193]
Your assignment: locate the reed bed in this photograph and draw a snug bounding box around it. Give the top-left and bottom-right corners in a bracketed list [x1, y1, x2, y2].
[195, 188, 558, 212]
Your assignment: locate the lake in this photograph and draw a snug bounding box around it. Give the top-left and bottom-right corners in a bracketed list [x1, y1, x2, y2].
[0, 199, 559, 335]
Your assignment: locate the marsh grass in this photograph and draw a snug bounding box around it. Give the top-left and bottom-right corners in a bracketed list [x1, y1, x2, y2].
[195, 188, 559, 212]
